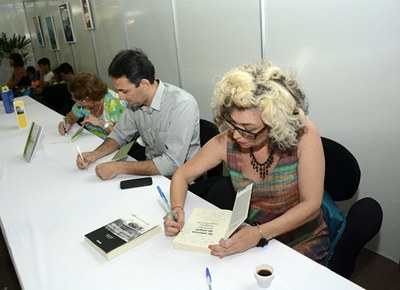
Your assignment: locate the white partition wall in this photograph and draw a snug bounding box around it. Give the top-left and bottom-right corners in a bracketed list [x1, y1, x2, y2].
[122, 0, 180, 87]
[174, 0, 262, 120]
[0, 2, 32, 85]
[89, 0, 126, 81]
[266, 0, 400, 262]
[122, 0, 262, 120]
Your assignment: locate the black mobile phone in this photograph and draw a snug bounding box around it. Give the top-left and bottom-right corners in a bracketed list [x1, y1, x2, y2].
[120, 177, 153, 189]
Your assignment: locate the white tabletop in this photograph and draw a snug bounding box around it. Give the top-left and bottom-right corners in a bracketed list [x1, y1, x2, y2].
[0, 97, 363, 290]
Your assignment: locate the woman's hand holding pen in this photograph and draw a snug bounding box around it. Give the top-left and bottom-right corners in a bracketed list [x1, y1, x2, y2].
[58, 121, 71, 135]
[163, 206, 184, 236]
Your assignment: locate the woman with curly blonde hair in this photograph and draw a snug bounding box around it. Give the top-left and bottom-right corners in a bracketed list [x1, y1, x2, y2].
[164, 61, 330, 263]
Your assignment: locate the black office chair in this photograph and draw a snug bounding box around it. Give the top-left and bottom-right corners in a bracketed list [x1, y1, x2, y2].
[321, 136, 383, 278]
[42, 83, 74, 116]
[198, 119, 223, 178]
[189, 119, 224, 198]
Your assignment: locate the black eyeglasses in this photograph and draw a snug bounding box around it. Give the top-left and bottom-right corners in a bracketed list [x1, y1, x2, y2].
[225, 119, 268, 140]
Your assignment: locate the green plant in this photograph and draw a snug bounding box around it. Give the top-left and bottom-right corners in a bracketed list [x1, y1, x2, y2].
[0, 32, 32, 64]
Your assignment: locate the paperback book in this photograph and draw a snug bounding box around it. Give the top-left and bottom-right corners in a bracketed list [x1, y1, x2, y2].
[70, 126, 84, 142]
[85, 213, 161, 260]
[23, 121, 44, 162]
[112, 141, 134, 161]
[173, 183, 253, 253]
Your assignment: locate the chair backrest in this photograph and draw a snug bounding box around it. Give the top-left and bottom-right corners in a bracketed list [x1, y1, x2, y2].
[199, 119, 223, 178]
[321, 137, 361, 201]
[42, 83, 74, 116]
[188, 119, 224, 197]
[321, 136, 383, 278]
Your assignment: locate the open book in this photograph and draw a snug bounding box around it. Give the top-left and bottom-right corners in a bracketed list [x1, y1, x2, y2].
[173, 183, 253, 253]
[23, 122, 44, 163]
[85, 213, 161, 260]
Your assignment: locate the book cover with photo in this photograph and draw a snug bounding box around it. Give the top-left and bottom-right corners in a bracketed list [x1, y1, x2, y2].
[85, 213, 161, 260]
[173, 183, 253, 253]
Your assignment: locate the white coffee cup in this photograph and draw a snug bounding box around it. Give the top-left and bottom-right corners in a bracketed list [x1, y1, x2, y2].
[254, 264, 274, 288]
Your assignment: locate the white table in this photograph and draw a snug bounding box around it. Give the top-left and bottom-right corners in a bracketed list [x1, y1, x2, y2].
[0, 97, 363, 290]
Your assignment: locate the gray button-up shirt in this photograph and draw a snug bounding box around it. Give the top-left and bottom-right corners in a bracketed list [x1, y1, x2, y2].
[109, 80, 200, 176]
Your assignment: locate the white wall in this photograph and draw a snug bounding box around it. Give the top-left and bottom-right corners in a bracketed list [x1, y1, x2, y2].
[174, 0, 261, 120]
[1, 0, 399, 263]
[266, 0, 400, 263]
[0, 2, 33, 85]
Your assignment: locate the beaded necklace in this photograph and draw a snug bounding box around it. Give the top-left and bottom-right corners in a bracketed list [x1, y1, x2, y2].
[249, 147, 274, 179]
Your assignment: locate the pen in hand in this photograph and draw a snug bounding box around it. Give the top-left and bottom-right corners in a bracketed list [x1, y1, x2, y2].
[206, 267, 212, 290]
[157, 185, 177, 222]
[63, 117, 68, 136]
[76, 146, 84, 163]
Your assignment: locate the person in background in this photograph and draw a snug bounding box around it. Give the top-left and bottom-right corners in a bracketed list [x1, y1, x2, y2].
[58, 72, 127, 140]
[51, 66, 63, 85]
[26, 66, 40, 87]
[164, 61, 330, 263]
[5, 53, 31, 94]
[76, 48, 200, 180]
[32, 57, 54, 95]
[57, 62, 75, 83]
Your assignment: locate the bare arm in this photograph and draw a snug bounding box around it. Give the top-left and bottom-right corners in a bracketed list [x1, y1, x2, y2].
[164, 132, 228, 236]
[95, 159, 161, 180]
[6, 68, 25, 89]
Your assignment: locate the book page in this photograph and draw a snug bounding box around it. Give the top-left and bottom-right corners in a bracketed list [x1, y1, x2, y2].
[173, 208, 232, 253]
[224, 183, 253, 239]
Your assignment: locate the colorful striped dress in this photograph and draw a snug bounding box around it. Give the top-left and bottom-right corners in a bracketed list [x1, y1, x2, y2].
[227, 138, 330, 263]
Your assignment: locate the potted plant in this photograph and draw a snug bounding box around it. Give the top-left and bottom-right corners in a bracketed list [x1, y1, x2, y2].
[0, 32, 32, 64]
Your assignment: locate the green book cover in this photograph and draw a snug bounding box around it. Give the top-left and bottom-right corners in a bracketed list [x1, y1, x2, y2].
[71, 126, 84, 142]
[112, 141, 134, 161]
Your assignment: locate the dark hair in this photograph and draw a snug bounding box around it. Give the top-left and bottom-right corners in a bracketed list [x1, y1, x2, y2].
[53, 66, 62, 82]
[68, 72, 107, 102]
[57, 62, 74, 74]
[108, 49, 155, 86]
[9, 53, 24, 67]
[38, 57, 50, 67]
[26, 66, 36, 74]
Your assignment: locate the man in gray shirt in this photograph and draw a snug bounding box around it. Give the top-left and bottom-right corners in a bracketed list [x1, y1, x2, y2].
[76, 49, 200, 179]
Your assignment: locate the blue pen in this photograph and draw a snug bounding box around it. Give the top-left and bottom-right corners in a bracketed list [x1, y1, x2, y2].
[157, 185, 177, 222]
[206, 267, 212, 290]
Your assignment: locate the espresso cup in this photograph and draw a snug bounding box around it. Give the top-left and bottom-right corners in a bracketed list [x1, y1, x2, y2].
[254, 264, 274, 288]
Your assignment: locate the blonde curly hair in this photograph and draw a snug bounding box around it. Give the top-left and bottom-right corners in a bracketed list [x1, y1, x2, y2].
[213, 61, 309, 151]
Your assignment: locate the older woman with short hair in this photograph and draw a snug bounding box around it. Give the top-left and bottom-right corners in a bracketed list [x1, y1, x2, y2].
[58, 72, 127, 139]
